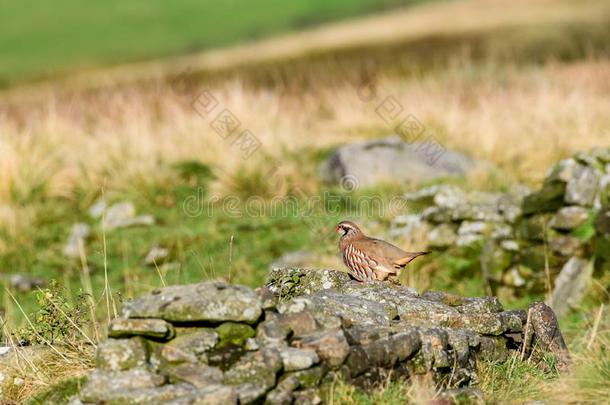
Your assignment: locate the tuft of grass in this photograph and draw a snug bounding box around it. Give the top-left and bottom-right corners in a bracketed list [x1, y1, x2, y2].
[477, 352, 559, 403]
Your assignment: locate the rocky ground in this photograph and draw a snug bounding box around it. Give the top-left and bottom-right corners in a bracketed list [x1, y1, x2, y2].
[68, 268, 569, 404]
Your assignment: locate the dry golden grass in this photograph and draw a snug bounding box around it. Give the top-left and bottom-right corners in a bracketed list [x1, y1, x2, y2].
[1, 58, 609, 240]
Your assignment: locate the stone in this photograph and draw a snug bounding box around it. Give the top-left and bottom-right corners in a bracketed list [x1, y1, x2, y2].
[522, 182, 566, 214]
[122, 282, 262, 323]
[279, 347, 320, 371]
[428, 223, 457, 248]
[478, 336, 509, 362]
[422, 206, 452, 223]
[565, 166, 600, 206]
[594, 207, 610, 235]
[293, 388, 323, 405]
[8, 273, 47, 292]
[545, 158, 581, 183]
[515, 214, 550, 241]
[62, 223, 90, 258]
[422, 292, 503, 313]
[167, 385, 238, 405]
[288, 365, 327, 388]
[216, 322, 256, 348]
[319, 135, 478, 187]
[267, 268, 352, 300]
[278, 291, 391, 327]
[500, 240, 520, 252]
[108, 318, 175, 340]
[279, 311, 319, 337]
[549, 233, 583, 257]
[528, 302, 571, 370]
[292, 328, 350, 369]
[165, 363, 223, 388]
[151, 328, 218, 368]
[88, 199, 108, 219]
[270, 250, 315, 270]
[92, 384, 196, 404]
[265, 375, 300, 405]
[549, 206, 590, 230]
[437, 387, 484, 404]
[256, 319, 292, 346]
[144, 245, 170, 265]
[80, 369, 166, 403]
[102, 201, 155, 230]
[404, 185, 466, 207]
[433, 186, 470, 209]
[390, 214, 430, 239]
[480, 245, 512, 282]
[96, 337, 148, 371]
[345, 345, 371, 377]
[502, 266, 527, 287]
[256, 287, 278, 310]
[550, 257, 592, 316]
[224, 348, 282, 403]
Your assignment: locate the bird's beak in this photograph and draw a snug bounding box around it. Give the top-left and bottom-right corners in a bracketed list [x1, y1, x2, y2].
[335, 225, 341, 234]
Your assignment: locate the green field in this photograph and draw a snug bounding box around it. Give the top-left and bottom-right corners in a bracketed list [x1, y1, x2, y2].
[0, 0, 426, 86]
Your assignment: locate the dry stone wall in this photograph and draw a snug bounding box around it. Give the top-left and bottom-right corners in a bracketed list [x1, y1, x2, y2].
[77, 269, 568, 404]
[392, 148, 610, 314]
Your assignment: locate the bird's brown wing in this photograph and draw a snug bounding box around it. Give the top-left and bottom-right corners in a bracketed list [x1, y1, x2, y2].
[352, 237, 428, 268]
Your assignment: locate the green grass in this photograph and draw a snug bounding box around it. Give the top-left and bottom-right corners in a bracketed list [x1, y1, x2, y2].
[0, 0, 427, 86]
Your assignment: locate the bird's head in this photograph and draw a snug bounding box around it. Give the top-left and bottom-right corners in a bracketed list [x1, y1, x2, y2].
[336, 220, 362, 238]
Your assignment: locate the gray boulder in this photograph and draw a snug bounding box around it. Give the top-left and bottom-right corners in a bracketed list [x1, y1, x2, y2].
[319, 136, 479, 187]
[550, 257, 592, 316]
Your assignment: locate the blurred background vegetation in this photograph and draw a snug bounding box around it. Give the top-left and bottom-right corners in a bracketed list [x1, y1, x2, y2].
[0, 0, 609, 403]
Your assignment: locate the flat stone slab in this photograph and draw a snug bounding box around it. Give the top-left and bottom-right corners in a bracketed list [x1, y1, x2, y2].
[108, 318, 176, 340]
[122, 282, 262, 323]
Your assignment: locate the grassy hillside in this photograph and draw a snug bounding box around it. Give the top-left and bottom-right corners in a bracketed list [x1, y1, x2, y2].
[0, 0, 427, 86]
[0, 0, 609, 403]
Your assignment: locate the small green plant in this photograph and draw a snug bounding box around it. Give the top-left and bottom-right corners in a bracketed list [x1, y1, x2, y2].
[17, 280, 90, 346]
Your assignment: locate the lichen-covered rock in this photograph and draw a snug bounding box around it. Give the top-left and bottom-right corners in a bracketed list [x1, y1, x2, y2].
[122, 282, 262, 323]
[265, 376, 300, 405]
[256, 318, 293, 346]
[165, 363, 223, 388]
[565, 165, 600, 206]
[292, 290, 392, 326]
[96, 337, 148, 371]
[288, 365, 327, 388]
[293, 388, 323, 405]
[278, 311, 319, 337]
[267, 268, 352, 300]
[151, 328, 218, 368]
[108, 318, 175, 340]
[428, 223, 457, 248]
[223, 348, 282, 403]
[279, 347, 320, 371]
[166, 385, 238, 405]
[292, 328, 350, 369]
[80, 369, 166, 403]
[526, 302, 571, 371]
[549, 206, 590, 230]
[319, 135, 477, 187]
[216, 322, 256, 348]
[550, 257, 592, 316]
[522, 182, 566, 214]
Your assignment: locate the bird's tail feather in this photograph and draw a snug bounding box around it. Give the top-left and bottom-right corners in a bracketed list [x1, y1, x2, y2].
[394, 251, 430, 266]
